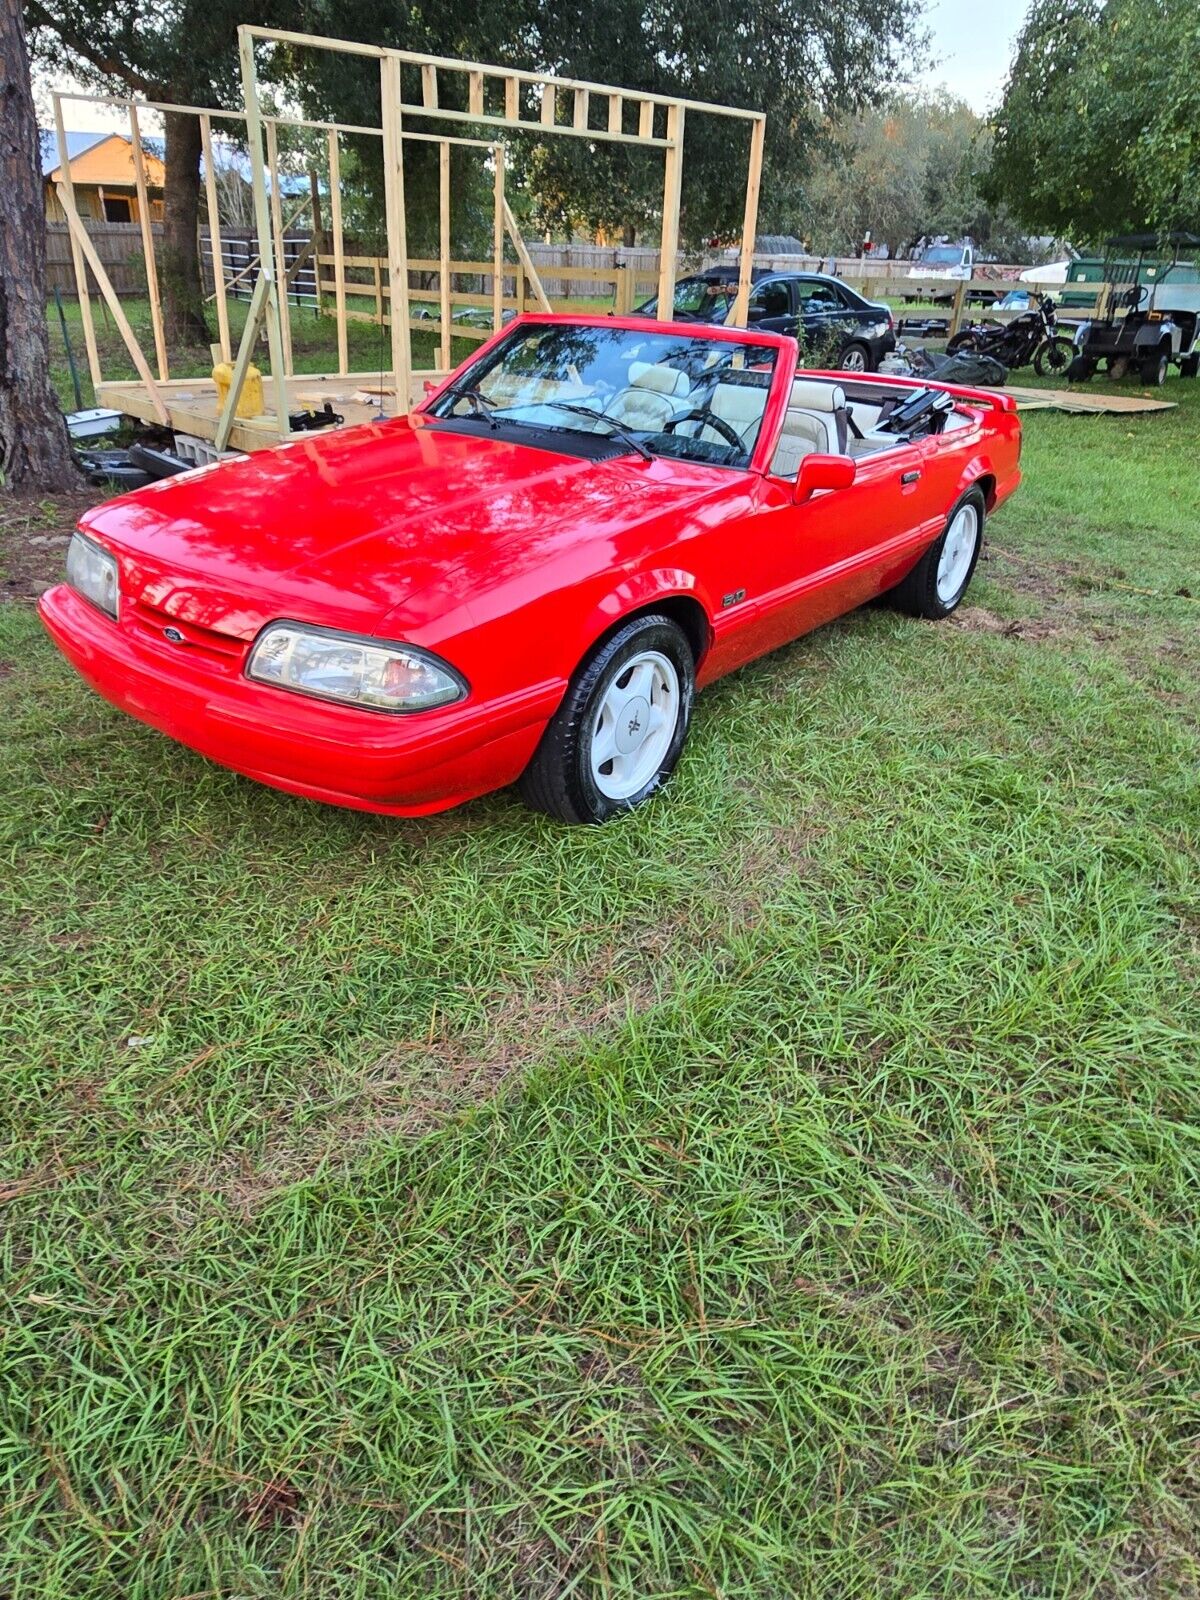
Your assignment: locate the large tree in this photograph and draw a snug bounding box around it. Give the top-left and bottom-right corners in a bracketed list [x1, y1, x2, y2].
[24, 0, 286, 345]
[1, 0, 79, 490]
[986, 0, 1200, 242]
[799, 94, 1031, 259]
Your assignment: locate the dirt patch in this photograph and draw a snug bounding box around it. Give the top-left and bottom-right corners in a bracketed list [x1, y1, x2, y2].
[0, 489, 105, 604]
[949, 606, 1071, 642]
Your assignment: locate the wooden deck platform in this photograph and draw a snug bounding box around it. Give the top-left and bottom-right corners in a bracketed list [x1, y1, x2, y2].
[95, 370, 446, 453]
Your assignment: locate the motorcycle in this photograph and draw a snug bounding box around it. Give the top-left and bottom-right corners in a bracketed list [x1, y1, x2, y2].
[946, 292, 1075, 377]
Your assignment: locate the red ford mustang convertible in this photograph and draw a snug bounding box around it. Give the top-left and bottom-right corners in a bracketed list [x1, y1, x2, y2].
[41, 314, 1020, 823]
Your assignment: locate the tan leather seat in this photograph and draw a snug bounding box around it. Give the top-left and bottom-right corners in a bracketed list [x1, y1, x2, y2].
[605, 362, 691, 431]
[769, 380, 849, 478]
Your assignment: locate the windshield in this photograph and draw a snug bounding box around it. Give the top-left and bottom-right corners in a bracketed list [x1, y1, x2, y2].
[426, 322, 779, 470]
[920, 246, 964, 265]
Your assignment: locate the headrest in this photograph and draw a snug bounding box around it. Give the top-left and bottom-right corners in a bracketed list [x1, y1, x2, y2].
[790, 379, 846, 412]
[628, 361, 689, 396]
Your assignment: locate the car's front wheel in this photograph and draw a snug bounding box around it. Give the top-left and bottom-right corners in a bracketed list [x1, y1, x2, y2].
[519, 614, 695, 823]
[886, 488, 986, 619]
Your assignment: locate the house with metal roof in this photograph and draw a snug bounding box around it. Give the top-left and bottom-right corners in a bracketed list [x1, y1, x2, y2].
[40, 130, 165, 224]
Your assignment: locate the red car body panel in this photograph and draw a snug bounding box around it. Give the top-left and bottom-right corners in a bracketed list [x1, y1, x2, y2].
[39, 313, 1021, 816]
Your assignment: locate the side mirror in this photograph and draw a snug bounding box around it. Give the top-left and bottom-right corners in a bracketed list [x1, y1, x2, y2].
[793, 453, 856, 503]
[423, 379, 440, 397]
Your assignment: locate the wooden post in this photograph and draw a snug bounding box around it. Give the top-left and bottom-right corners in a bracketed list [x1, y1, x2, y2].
[265, 121, 294, 374]
[380, 53, 412, 410]
[214, 270, 269, 453]
[655, 104, 684, 321]
[128, 104, 168, 380]
[56, 187, 169, 423]
[492, 145, 505, 333]
[949, 279, 968, 338]
[468, 72, 484, 116]
[421, 64, 438, 109]
[200, 114, 232, 363]
[638, 101, 654, 139]
[541, 85, 556, 127]
[608, 95, 623, 135]
[729, 115, 764, 330]
[327, 129, 348, 375]
[309, 166, 325, 314]
[52, 96, 100, 390]
[238, 25, 291, 437]
[439, 139, 451, 369]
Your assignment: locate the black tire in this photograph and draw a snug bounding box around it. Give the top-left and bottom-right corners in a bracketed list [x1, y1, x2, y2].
[1066, 354, 1094, 382]
[886, 488, 986, 620]
[838, 340, 873, 373]
[1140, 350, 1169, 386]
[1180, 352, 1199, 379]
[1034, 337, 1075, 377]
[519, 614, 695, 824]
[946, 331, 980, 356]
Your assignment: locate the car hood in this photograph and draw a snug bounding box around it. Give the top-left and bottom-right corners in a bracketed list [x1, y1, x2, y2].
[81, 417, 716, 641]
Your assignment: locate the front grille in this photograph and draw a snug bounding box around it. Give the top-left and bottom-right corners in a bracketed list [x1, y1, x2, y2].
[125, 598, 247, 670]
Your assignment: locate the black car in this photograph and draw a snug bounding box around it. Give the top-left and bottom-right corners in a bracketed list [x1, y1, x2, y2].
[635, 269, 896, 372]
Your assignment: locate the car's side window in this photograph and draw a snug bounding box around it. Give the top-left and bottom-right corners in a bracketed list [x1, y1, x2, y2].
[797, 283, 840, 311]
[748, 282, 790, 320]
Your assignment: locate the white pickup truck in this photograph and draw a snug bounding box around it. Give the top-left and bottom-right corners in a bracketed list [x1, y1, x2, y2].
[908, 242, 974, 284]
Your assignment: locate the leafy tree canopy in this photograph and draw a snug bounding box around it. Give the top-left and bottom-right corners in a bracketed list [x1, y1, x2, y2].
[986, 0, 1200, 244]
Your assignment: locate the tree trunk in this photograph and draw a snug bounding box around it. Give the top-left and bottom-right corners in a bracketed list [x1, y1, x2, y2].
[0, 1, 79, 489]
[160, 109, 210, 347]
[623, 223, 637, 248]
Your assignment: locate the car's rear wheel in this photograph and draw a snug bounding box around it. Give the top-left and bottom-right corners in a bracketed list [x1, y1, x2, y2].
[838, 341, 872, 373]
[519, 614, 695, 824]
[886, 488, 986, 620]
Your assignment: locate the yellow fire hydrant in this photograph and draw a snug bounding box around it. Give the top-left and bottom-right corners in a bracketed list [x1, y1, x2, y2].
[212, 361, 266, 419]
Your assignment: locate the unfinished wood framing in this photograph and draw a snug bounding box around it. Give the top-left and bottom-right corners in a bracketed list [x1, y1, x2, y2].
[128, 104, 168, 381]
[54, 33, 767, 454]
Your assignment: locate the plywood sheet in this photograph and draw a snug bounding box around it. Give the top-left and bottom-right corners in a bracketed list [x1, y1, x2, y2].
[1006, 385, 1177, 415]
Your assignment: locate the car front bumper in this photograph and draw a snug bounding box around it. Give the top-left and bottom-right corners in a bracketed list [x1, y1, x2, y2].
[38, 584, 562, 816]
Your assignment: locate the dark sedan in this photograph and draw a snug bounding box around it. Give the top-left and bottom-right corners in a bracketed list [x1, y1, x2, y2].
[635, 269, 896, 372]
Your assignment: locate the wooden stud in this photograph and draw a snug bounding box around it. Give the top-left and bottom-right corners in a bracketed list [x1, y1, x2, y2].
[949, 279, 968, 338]
[439, 140, 451, 369]
[200, 115, 232, 362]
[128, 104, 168, 380]
[52, 96, 100, 390]
[655, 104, 684, 322]
[327, 129, 349, 375]
[638, 100, 654, 139]
[238, 26, 291, 436]
[214, 270, 270, 452]
[492, 145, 505, 333]
[607, 95, 623, 134]
[502, 199, 552, 312]
[505, 76, 520, 121]
[421, 64, 438, 109]
[468, 71, 484, 117]
[573, 89, 589, 131]
[308, 166, 325, 314]
[541, 84, 556, 127]
[380, 53, 413, 410]
[265, 121, 294, 375]
[57, 186, 169, 423]
[729, 115, 764, 329]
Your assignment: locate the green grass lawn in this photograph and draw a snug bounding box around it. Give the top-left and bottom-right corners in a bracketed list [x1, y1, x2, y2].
[1, 351, 1198, 1596]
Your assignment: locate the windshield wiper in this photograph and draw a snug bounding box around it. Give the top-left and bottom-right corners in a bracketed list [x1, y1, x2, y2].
[534, 402, 655, 462]
[437, 383, 497, 427]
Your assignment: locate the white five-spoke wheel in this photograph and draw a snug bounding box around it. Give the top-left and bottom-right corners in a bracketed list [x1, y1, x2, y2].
[589, 650, 680, 801]
[519, 614, 696, 824]
[936, 501, 980, 606]
[886, 487, 987, 619]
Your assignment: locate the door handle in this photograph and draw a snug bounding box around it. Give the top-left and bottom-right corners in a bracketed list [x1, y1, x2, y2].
[900, 470, 921, 484]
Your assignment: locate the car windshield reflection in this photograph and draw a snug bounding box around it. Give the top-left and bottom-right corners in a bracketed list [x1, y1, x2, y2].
[427, 322, 778, 470]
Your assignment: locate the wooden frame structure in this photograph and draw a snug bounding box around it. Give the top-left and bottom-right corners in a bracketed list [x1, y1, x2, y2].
[52, 33, 766, 453]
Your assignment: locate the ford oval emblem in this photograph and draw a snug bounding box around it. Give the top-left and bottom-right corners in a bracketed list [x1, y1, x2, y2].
[163, 626, 186, 644]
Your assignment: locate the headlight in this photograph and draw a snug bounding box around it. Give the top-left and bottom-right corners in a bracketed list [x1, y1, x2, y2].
[246, 622, 467, 713]
[66, 531, 119, 618]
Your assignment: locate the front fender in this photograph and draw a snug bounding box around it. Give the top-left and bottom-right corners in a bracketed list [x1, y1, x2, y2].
[579, 566, 715, 652]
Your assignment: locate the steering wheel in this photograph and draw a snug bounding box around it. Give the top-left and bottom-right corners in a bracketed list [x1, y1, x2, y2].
[663, 406, 744, 451]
